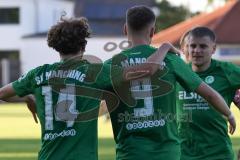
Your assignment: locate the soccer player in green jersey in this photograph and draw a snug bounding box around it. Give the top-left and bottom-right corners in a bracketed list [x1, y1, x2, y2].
[0, 17, 115, 160]
[179, 28, 240, 109]
[104, 6, 236, 160]
[177, 26, 240, 160]
[0, 16, 185, 160]
[179, 28, 240, 108]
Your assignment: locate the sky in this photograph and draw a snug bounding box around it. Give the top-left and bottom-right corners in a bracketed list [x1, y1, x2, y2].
[157, 0, 226, 12]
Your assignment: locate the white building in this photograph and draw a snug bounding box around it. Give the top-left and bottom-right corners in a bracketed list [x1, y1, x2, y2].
[0, 0, 74, 86]
[0, 0, 156, 86]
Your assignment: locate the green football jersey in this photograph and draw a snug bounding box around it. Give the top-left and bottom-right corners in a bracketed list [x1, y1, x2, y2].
[104, 45, 202, 160]
[177, 59, 240, 160]
[12, 59, 122, 160]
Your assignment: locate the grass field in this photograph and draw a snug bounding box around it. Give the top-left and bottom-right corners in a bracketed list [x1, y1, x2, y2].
[0, 103, 239, 160]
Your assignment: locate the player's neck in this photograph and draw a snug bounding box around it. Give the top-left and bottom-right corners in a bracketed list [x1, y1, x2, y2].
[192, 61, 211, 72]
[60, 52, 83, 61]
[128, 35, 151, 47]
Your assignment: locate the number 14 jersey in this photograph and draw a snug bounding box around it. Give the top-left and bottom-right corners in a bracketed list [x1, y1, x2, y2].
[12, 59, 122, 160]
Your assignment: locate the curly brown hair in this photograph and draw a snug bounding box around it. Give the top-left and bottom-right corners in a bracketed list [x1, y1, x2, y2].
[47, 17, 90, 55]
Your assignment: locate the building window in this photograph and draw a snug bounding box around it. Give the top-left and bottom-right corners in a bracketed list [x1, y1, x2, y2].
[0, 8, 20, 24]
[0, 51, 20, 86]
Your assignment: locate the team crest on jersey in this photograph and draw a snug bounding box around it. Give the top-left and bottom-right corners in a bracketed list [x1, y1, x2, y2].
[205, 76, 214, 84]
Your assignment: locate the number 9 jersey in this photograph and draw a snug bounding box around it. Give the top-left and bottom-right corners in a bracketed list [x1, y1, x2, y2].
[104, 45, 202, 160]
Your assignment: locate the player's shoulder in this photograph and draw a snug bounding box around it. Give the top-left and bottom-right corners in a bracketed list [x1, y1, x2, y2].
[214, 59, 228, 66]
[26, 64, 49, 75]
[38, 62, 59, 71]
[214, 59, 238, 70]
[122, 45, 157, 56]
[104, 57, 113, 65]
[104, 51, 128, 66]
[166, 52, 180, 58]
[212, 59, 240, 81]
[28, 62, 62, 76]
[105, 45, 157, 64]
[164, 52, 183, 63]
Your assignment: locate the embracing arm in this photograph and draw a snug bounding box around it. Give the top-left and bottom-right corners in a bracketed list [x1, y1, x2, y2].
[195, 82, 236, 134]
[0, 83, 16, 100]
[123, 42, 181, 81]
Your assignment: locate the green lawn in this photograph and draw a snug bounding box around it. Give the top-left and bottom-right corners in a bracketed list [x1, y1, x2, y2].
[0, 138, 238, 160]
[0, 138, 116, 160]
[0, 103, 239, 160]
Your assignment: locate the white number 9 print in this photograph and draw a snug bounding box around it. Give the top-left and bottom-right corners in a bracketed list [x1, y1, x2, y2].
[130, 78, 154, 118]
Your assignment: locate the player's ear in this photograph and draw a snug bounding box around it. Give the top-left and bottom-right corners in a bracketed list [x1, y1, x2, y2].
[150, 27, 155, 38]
[212, 43, 216, 55]
[123, 24, 127, 36]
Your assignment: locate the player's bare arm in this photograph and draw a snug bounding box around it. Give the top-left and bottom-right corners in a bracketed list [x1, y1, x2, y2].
[195, 82, 236, 134]
[124, 42, 180, 81]
[0, 84, 38, 123]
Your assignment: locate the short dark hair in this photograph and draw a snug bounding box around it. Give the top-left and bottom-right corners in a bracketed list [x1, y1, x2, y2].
[47, 17, 90, 55]
[189, 26, 216, 42]
[126, 5, 155, 31]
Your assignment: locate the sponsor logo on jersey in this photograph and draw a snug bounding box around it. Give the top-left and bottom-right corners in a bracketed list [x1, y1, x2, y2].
[126, 119, 165, 130]
[43, 129, 76, 141]
[178, 91, 210, 110]
[178, 91, 204, 102]
[205, 76, 214, 84]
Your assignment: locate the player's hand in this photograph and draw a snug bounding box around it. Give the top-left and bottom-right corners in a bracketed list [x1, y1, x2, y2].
[25, 95, 38, 124]
[233, 89, 240, 110]
[162, 42, 182, 55]
[227, 112, 236, 135]
[125, 70, 150, 81]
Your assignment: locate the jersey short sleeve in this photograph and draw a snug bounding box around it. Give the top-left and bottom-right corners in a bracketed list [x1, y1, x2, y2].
[86, 63, 124, 89]
[170, 54, 202, 91]
[221, 62, 240, 89]
[12, 68, 37, 97]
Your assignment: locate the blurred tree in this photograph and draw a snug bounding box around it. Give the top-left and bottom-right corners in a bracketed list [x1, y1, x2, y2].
[207, 0, 228, 5]
[205, 0, 228, 11]
[155, 0, 193, 32]
[208, 0, 214, 4]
